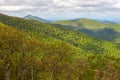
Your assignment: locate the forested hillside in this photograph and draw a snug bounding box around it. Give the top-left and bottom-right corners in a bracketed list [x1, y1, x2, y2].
[0, 13, 120, 56]
[53, 19, 120, 43]
[0, 13, 120, 80]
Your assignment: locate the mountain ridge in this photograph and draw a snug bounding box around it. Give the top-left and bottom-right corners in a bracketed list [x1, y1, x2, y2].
[52, 18, 120, 43]
[23, 15, 49, 22]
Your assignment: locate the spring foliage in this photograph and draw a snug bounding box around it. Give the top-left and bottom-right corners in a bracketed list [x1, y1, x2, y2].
[0, 13, 120, 80]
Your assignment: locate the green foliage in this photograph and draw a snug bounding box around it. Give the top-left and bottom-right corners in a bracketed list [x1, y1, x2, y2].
[53, 18, 120, 31]
[0, 13, 120, 80]
[0, 13, 120, 57]
[53, 18, 120, 43]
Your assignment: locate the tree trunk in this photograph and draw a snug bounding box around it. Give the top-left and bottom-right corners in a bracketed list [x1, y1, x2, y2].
[50, 69, 54, 80]
[4, 61, 11, 80]
[31, 66, 34, 80]
[67, 71, 72, 80]
[50, 66, 56, 80]
[21, 68, 26, 80]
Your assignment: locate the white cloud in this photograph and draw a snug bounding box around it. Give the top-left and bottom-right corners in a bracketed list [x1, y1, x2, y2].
[0, 0, 120, 20]
[0, 0, 120, 12]
[114, 0, 120, 9]
[0, 0, 3, 1]
[53, 0, 101, 7]
[0, 5, 35, 11]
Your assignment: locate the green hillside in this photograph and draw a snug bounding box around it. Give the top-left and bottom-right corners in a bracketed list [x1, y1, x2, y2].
[0, 13, 120, 80]
[53, 19, 120, 43]
[0, 13, 120, 56]
[0, 22, 78, 80]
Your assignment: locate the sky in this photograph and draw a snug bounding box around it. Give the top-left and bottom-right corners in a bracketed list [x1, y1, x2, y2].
[0, 0, 120, 21]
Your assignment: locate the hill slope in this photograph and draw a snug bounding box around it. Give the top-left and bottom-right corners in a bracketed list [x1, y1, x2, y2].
[0, 22, 78, 80]
[0, 13, 120, 57]
[53, 18, 120, 43]
[0, 14, 120, 80]
[1, 13, 120, 56]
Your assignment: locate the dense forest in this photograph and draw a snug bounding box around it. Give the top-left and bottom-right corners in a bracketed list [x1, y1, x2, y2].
[53, 19, 120, 43]
[0, 13, 120, 80]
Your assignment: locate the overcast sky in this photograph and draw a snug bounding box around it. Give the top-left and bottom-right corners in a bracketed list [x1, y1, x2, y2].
[0, 0, 120, 21]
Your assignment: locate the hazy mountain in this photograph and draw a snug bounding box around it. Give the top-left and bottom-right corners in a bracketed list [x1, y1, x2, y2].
[23, 15, 49, 22]
[95, 20, 117, 24]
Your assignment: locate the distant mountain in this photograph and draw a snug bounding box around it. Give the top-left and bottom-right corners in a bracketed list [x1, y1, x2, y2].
[52, 18, 120, 43]
[116, 21, 120, 24]
[53, 18, 120, 31]
[23, 15, 49, 22]
[95, 20, 117, 24]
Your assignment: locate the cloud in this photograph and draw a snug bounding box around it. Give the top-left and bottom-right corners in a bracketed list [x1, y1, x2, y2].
[0, 5, 35, 11]
[0, 0, 120, 20]
[53, 0, 101, 7]
[0, 0, 120, 12]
